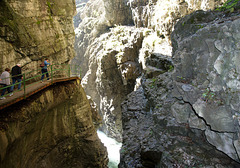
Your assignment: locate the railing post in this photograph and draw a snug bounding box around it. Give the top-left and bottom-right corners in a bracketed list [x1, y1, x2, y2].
[68, 64, 71, 77]
[23, 73, 26, 99]
[51, 64, 53, 82]
[75, 65, 77, 76]
[79, 68, 81, 78]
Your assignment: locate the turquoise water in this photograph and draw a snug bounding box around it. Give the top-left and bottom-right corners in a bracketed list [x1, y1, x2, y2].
[97, 131, 122, 168]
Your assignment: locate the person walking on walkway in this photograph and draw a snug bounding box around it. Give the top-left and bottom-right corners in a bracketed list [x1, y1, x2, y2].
[0, 68, 13, 100]
[11, 63, 23, 91]
[41, 58, 51, 82]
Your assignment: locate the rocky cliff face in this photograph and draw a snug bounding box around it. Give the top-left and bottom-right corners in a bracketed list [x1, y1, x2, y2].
[74, 0, 229, 140]
[0, 0, 76, 73]
[0, 0, 108, 166]
[81, 26, 145, 141]
[0, 80, 108, 168]
[171, 10, 240, 162]
[120, 10, 240, 167]
[74, 0, 240, 166]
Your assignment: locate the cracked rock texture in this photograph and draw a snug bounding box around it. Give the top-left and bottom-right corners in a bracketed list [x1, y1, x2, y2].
[120, 9, 240, 168]
[74, 0, 229, 141]
[73, 0, 240, 166]
[171, 10, 240, 162]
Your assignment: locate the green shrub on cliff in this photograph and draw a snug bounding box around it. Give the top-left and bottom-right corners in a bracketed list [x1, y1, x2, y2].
[215, 0, 240, 12]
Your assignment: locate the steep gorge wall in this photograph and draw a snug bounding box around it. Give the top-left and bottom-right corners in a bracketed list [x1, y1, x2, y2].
[120, 10, 240, 167]
[0, 0, 109, 167]
[171, 10, 240, 162]
[74, 0, 240, 166]
[74, 0, 228, 141]
[0, 0, 76, 73]
[0, 80, 108, 168]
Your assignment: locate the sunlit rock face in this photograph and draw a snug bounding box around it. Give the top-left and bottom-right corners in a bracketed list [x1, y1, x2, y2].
[102, 0, 133, 26]
[73, 0, 106, 76]
[81, 26, 145, 141]
[74, 0, 228, 142]
[73, 0, 138, 140]
[73, 0, 240, 166]
[74, 0, 89, 28]
[130, 0, 225, 39]
[0, 0, 76, 72]
[73, 0, 133, 76]
[0, 80, 108, 168]
[120, 9, 240, 167]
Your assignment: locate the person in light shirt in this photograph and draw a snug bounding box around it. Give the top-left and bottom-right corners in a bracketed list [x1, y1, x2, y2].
[0, 68, 13, 100]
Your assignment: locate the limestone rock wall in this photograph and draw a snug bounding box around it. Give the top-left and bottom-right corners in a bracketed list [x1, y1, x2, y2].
[120, 75, 240, 167]
[0, 0, 109, 167]
[171, 10, 240, 161]
[102, 0, 133, 26]
[0, 80, 108, 168]
[81, 26, 145, 141]
[74, 0, 228, 141]
[72, 0, 133, 77]
[120, 8, 240, 168]
[75, 0, 240, 167]
[0, 0, 76, 73]
[130, 0, 225, 31]
[73, 0, 240, 165]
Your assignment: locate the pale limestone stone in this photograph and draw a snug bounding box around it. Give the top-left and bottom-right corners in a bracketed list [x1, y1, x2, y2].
[205, 128, 238, 161]
[171, 102, 192, 123]
[188, 112, 206, 130]
[193, 99, 234, 132]
[0, 0, 76, 76]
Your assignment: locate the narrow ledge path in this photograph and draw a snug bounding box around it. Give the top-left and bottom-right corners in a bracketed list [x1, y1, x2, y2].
[0, 77, 80, 111]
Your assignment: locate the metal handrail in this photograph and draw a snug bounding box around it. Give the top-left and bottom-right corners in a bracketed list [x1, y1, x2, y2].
[0, 64, 81, 98]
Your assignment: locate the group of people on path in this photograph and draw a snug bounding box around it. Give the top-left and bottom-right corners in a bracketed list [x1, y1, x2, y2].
[0, 58, 51, 100]
[0, 64, 22, 100]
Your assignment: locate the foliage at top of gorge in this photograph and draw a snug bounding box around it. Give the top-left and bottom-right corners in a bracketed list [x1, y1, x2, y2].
[216, 0, 240, 12]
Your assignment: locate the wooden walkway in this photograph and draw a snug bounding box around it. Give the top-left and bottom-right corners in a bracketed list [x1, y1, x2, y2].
[0, 77, 80, 111]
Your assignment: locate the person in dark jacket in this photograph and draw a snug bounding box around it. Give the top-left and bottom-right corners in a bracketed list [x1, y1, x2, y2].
[11, 63, 23, 91]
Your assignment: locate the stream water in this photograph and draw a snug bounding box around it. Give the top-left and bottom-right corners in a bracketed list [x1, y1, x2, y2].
[97, 131, 122, 168]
